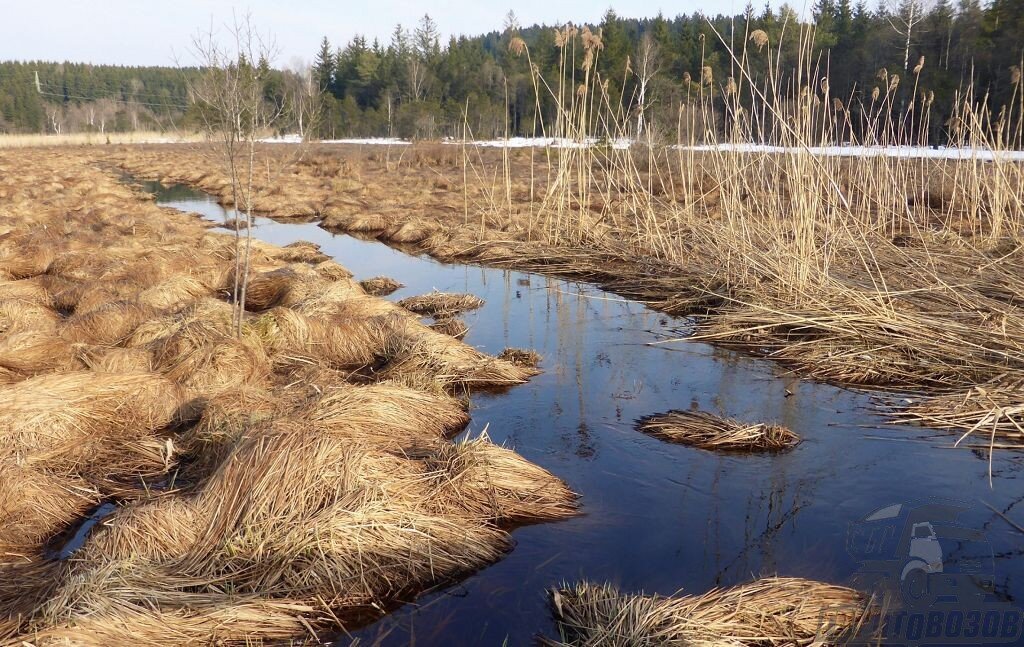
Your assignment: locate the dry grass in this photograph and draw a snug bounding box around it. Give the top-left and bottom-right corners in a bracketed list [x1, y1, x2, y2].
[498, 348, 542, 368]
[638, 410, 799, 452]
[0, 146, 568, 644]
[430, 316, 469, 339]
[0, 131, 203, 148]
[98, 28, 1024, 453]
[398, 290, 485, 317]
[0, 371, 186, 469]
[359, 275, 403, 296]
[546, 577, 868, 646]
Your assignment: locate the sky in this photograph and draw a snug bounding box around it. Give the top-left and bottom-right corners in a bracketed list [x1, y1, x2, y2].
[0, 0, 789, 68]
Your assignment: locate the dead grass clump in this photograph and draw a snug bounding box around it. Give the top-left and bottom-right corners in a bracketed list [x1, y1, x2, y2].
[498, 348, 542, 368]
[0, 279, 55, 306]
[398, 290, 485, 317]
[150, 332, 271, 399]
[314, 259, 353, 281]
[46, 251, 112, 282]
[59, 281, 142, 315]
[0, 244, 56, 278]
[638, 410, 799, 452]
[252, 307, 394, 369]
[293, 285, 402, 319]
[276, 240, 329, 263]
[546, 577, 866, 646]
[136, 275, 212, 310]
[430, 316, 469, 339]
[379, 330, 539, 388]
[423, 437, 578, 523]
[382, 220, 441, 244]
[345, 213, 389, 232]
[0, 330, 76, 374]
[306, 383, 470, 448]
[0, 464, 100, 556]
[8, 421, 533, 644]
[126, 298, 236, 348]
[359, 276, 403, 296]
[75, 346, 153, 374]
[0, 371, 185, 469]
[0, 297, 60, 333]
[893, 382, 1024, 445]
[232, 266, 295, 311]
[179, 386, 283, 476]
[222, 217, 249, 230]
[60, 301, 154, 346]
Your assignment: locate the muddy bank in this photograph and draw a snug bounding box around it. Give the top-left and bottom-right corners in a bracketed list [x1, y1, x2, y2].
[107, 144, 1024, 447]
[0, 149, 576, 644]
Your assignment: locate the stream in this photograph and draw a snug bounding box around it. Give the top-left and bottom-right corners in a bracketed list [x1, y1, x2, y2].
[143, 180, 1024, 646]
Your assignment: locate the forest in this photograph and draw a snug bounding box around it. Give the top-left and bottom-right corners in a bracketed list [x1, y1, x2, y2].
[2, 1, 1022, 144]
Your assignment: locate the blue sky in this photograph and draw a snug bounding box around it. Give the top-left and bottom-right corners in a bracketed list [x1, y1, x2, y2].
[0, 1, 801, 67]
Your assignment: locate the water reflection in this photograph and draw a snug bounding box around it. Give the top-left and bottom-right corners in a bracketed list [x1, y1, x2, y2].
[141, 181, 1024, 646]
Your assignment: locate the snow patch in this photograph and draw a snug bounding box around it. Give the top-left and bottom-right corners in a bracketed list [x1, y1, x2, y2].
[445, 137, 633, 150]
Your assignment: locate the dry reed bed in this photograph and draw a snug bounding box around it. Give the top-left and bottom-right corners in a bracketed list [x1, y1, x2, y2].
[545, 577, 869, 646]
[638, 410, 799, 452]
[0, 148, 574, 645]
[107, 144, 1024, 449]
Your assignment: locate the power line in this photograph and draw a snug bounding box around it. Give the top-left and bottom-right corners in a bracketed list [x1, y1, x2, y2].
[36, 80, 190, 102]
[35, 89, 189, 111]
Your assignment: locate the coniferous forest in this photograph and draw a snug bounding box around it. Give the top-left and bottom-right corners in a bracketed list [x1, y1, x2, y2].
[2, 3, 1022, 145]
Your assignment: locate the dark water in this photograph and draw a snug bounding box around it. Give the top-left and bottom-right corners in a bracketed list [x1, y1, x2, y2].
[144, 181, 1024, 646]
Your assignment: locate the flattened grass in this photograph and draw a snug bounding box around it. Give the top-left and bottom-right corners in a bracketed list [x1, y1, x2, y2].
[638, 410, 799, 452]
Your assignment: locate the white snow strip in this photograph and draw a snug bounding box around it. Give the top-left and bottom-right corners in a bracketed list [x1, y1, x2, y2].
[259, 134, 305, 144]
[442, 136, 634, 150]
[320, 137, 411, 145]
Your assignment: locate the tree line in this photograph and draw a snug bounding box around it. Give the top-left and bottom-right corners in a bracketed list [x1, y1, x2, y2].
[0, 61, 199, 134]
[313, 2, 1022, 144]
[2, 3, 1021, 145]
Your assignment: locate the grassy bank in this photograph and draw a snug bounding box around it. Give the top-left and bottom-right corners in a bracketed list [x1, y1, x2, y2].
[0, 147, 578, 643]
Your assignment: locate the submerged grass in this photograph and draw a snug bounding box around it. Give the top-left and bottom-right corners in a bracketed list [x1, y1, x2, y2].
[638, 410, 799, 452]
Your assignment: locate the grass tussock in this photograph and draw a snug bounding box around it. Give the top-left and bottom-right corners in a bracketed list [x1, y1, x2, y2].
[546, 577, 867, 646]
[359, 275, 403, 296]
[0, 371, 186, 468]
[398, 290, 485, 317]
[638, 410, 799, 452]
[498, 348, 542, 368]
[430, 316, 469, 339]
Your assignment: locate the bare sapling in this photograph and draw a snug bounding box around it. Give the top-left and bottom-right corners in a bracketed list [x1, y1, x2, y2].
[187, 14, 321, 336]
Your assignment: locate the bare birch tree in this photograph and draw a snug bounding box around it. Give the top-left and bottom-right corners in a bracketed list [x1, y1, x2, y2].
[889, 0, 930, 72]
[634, 32, 660, 139]
[187, 14, 321, 336]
